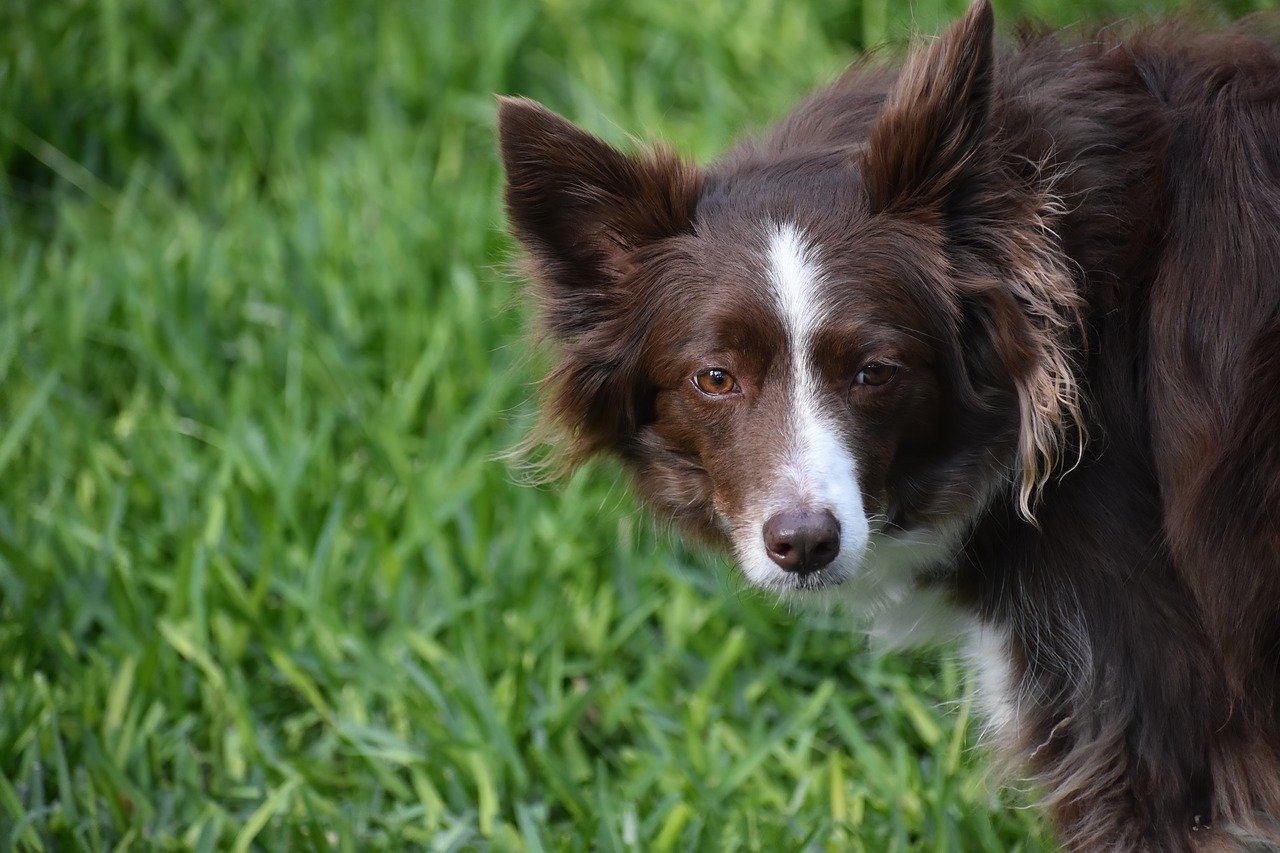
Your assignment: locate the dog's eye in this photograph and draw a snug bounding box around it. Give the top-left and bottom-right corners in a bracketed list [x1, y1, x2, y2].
[693, 368, 738, 396]
[855, 362, 898, 387]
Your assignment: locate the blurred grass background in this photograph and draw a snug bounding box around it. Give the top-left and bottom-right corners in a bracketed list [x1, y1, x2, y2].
[0, 0, 1273, 849]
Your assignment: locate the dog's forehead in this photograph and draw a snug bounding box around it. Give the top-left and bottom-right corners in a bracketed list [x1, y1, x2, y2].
[689, 159, 871, 272]
[676, 213, 880, 314]
[656, 222, 952, 381]
[658, 222, 834, 364]
[669, 220, 804, 316]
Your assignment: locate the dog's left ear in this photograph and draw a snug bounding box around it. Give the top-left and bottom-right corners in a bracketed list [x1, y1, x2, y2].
[497, 97, 699, 340]
[862, 0, 995, 214]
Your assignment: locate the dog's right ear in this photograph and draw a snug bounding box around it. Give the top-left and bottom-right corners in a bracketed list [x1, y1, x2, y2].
[497, 97, 700, 340]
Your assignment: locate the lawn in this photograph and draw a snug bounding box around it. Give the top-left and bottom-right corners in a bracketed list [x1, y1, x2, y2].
[0, 0, 1271, 849]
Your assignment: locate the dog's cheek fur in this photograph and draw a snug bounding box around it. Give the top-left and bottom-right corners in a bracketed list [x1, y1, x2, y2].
[864, 367, 962, 522]
[626, 376, 771, 546]
[627, 426, 722, 542]
[540, 289, 682, 466]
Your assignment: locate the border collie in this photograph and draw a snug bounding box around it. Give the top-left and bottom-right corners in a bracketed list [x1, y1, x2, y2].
[497, 2, 1280, 848]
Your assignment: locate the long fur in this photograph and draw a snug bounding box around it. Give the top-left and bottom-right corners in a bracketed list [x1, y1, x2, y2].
[498, 3, 1280, 848]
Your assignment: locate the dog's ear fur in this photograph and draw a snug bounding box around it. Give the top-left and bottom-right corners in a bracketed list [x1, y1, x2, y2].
[862, 0, 995, 214]
[863, 1, 1083, 519]
[498, 97, 700, 460]
[498, 97, 699, 340]
[960, 271, 1085, 521]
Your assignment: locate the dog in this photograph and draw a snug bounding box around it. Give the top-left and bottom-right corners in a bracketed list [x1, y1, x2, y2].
[498, 1, 1280, 848]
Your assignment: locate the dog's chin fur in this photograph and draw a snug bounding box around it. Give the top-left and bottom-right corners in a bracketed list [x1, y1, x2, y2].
[499, 1, 1280, 848]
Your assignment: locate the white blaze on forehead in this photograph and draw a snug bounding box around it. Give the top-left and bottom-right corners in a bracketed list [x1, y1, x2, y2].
[767, 223, 827, 353]
[734, 222, 871, 590]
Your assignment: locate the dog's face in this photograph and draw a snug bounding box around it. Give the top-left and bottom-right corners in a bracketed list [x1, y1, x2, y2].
[500, 0, 1078, 606]
[613, 207, 971, 597]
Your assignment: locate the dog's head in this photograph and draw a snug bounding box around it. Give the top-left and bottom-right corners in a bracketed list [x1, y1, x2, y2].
[499, 0, 1081, 605]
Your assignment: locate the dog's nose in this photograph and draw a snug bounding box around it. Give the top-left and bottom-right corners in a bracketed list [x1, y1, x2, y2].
[763, 509, 840, 573]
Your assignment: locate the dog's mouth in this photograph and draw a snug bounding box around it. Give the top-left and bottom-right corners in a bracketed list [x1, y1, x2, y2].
[785, 566, 848, 592]
[739, 544, 866, 595]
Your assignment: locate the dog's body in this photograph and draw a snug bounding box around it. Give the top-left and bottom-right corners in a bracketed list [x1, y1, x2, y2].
[499, 3, 1280, 848]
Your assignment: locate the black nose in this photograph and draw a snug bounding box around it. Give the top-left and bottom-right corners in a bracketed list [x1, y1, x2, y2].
[763, 509, 840, 574]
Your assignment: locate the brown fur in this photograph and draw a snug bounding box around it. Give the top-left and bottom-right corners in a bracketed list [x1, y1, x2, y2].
[498, 2, 1280, 848]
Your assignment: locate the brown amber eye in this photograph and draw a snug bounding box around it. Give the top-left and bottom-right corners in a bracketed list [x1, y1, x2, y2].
[855, 362, 898, 387]
[694, 368, 738, 396]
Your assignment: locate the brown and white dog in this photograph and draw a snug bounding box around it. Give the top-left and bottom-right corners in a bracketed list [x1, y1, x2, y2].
[498, 2, 1280, 848]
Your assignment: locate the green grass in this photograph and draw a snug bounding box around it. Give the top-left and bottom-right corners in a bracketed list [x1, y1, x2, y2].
[0, 0, 1273, 849]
